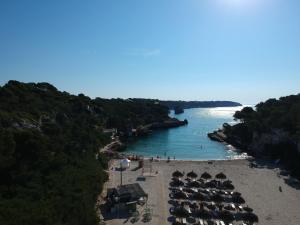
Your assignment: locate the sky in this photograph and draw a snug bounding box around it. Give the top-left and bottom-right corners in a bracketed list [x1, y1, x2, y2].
[0, 0, 300, 105]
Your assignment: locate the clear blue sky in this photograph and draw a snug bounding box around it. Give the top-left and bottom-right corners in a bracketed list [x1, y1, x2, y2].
[1, 0, 300, 104]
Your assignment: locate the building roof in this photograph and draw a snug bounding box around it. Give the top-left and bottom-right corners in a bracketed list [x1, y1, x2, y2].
[108, 183, 148, 204]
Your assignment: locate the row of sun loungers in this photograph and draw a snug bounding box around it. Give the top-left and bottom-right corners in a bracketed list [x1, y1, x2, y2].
[169, 171, 258, 225]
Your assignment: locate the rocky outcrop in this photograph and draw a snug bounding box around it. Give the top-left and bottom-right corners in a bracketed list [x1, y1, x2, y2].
[208, 123, 295, 157]
[174, 107, 184, 114]
[207, 131, 226, 142]
[135, 118, 188, 136]
[150, 118, 188, 129]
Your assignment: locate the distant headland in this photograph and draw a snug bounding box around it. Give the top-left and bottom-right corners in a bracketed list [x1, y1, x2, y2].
[130, 98, 242, 111]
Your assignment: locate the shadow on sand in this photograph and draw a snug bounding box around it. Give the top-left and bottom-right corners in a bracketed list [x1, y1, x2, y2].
[248, 158, 300, 190]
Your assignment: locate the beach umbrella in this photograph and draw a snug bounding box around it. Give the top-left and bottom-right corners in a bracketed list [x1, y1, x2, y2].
[172, 170, 184, 178]
[232, 195, 245, 204]
[232, 191, 241, 197]
[171, 179, 184, 187]
[190, 202, 199, 209]
[215, 172, 227, 180]
[201, 172, 212, 179]
[211, 194, 224, 203]
[224, 205, 235, 211]
[173, 191, 188, 200]
[205, 180, 217, 188]
[222, 181, 235, 190]
[171, 206, 189, 218]
[219, 210, 235, 222]
[188, 181, 201, 188]
[187, 171, 198, 178]
[195, 209, 212, 219]
[223, 180, 232, 185]
[243, 206, 253, 213]
[242, 212, 259, 223]
[192, 192, 205, 201]
[207, 203, 216, 210]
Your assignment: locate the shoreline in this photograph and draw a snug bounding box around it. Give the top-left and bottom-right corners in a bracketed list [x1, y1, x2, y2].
[101, 157, 300, 225]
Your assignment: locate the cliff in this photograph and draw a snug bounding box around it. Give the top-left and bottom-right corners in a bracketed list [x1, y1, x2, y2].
[0, 80, 182, 225]
[160, 100, 242, 109]
[208, 94, 300, 178]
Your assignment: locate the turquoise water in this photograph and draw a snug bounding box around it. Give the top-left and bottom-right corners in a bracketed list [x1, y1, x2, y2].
[125, 107, 245, 160]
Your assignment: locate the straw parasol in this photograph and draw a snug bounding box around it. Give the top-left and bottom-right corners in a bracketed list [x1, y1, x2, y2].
[172, 170, 184, 178]
[205, 180, 217, 188]
[232, 191, 241, 197]
[243, 206, 253, 213]
[195, 209, 212, 220]
[219, 210, 235, 222]
[171, 179, 184, 187]
[187, 171, 198, 178]
[242, 212, 259, 223]
[211, 194, 224, 203]
[201, 172, 212, 179]
[222, 180, 235, 190]
[171, 206, 190, 218]
[188, 181, 201, 188]
[173, 191, 188, 200]
[232, 195, 245, 204]
[192, 192, 206, 201]
[216, 172, 227, 180]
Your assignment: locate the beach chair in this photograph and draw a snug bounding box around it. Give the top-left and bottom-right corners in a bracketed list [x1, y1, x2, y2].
[231, 203, 236, 210]
[238, 205, 243, 211]
[182, 218, 187, 224]
[200, 219, 204, 225]
[216, 220, 220, 225]
[220, 221, 225, 225]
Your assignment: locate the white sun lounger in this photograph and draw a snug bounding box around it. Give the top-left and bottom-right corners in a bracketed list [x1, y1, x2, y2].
[182, 218, 187, 224]
[200, 219, 204, 225]
[216, 220, 220, 225]
[231, 203, 236, 209]
[220, 221, 225, 225]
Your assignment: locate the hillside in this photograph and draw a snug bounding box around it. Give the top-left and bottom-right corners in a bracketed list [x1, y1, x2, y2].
[0, 81, 174, 225]
[159, 100, 242, 109]
[209, 94, 300, 177]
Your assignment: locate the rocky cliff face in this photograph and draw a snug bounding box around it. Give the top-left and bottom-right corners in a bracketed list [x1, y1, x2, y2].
[249, 129, 291, 156]
[208, 124, 295, 157]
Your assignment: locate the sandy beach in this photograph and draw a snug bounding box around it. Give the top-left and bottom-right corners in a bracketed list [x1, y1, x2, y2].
[99, 159, 300, 225]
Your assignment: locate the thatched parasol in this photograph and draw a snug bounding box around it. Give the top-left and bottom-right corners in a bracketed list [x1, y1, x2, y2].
[215, 172, 227, 180]
[172, 170, 184, 178]
[190, 202, 199, 209]
[201, 172, 212, 179]
[188, 181, 201, 188]
[242, 212, 259, 223]
[232, 191, 241, 197]
[219, 210, 235, 222]
[173, 191, 188, 200]
[171, 179, 184, 187]
[211, 194, 224, 203]
[192, 192, 205, 201]
[205, 180, 217, 188]
[194, 209, 212, 219]
[243, 206, 253, 212]
[171, 206, 190, 218]
[232, 195, 245, 204]
[222, 180, 235, 190]
[187, 171, 198, 178]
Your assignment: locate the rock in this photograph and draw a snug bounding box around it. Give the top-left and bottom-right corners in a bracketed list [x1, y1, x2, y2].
[174, 106, 184, 114]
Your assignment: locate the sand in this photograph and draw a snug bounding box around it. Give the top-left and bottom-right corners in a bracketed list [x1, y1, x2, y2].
[99, 159, 300, 225]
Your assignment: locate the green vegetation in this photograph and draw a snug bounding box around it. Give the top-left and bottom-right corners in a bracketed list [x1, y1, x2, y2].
[227, 94, 300, 177]
[0, 81, 170, 225]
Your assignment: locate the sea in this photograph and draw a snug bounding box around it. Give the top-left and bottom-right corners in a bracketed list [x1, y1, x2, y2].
[124, 106, 248, 160]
